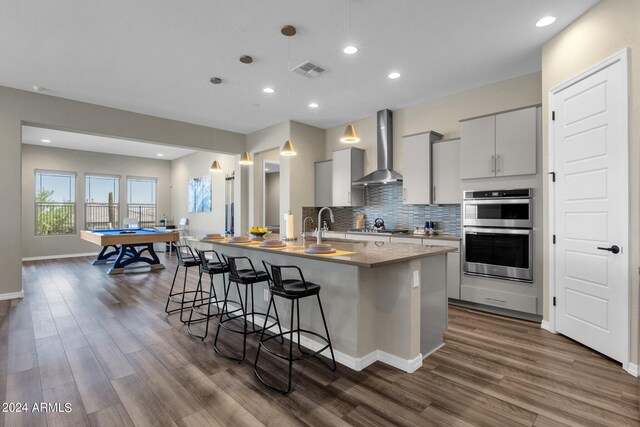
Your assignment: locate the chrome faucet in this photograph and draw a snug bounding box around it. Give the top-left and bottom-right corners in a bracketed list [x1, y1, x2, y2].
[302, 217, 314, 243]
[317, 207, 335, 244]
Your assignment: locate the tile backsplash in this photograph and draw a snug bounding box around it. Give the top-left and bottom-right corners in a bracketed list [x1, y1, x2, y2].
[303, 184, 461, 236]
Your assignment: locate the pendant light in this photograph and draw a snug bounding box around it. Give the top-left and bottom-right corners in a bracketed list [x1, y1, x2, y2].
[239, 151, 253, 165]
[239, 55, 254, 166]
[208, 77, 223, 172]
[341, 0, 360, 144]
[280, 139, 296, 156]
[280, 25, 297, 157]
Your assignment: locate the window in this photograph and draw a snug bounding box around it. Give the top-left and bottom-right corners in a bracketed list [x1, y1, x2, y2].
[35, 170, 76, 235]
[127, 177, 157, 228]
[85, 175, 119, 229]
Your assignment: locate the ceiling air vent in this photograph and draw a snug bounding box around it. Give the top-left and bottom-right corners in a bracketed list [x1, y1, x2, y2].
[291, 60, 326, 79]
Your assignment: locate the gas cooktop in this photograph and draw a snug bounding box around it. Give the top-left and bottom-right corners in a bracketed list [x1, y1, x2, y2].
[348, 229, 410, 235]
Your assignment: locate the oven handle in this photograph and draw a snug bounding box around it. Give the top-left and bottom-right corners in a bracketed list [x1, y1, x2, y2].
[463, 198, 530, 205]
[464, 227, 532, 236]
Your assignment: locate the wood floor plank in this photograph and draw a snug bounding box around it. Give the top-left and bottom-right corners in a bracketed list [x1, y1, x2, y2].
[65, 346, 120, 414]
[110, 374, 178, 427]
[41, 382, 90, 427]
[177, 409, 224, 427]
[87, 403, 134, 427]
[84, 330, 136, 380]
[124, 349, 203, 420]
[35, 336, 75, 391]
[4, 367, 47, 427]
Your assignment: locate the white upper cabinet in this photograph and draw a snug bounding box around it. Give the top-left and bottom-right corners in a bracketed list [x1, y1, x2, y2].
[460, 106, 537, 179]
[332, 147, 364, 206]
[314, 160, 333, 207]
[432, 138, 461, 204]
[402, 131, 442, 204]
[495, 107, 537, 177]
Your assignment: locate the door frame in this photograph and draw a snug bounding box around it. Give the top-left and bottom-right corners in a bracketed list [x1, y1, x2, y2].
[547, 48, 630, 372]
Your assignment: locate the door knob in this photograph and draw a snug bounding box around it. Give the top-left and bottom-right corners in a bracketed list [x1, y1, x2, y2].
[597, 245, 620, 254]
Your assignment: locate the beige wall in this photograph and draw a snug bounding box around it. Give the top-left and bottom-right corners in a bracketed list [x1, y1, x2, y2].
[0, 85, 245, 297]
[542, 0, 640, 365]
[21, 144, 172, 258]
[265, 172, 280, 226]
[170, 151, 235, 237]
[324, 72, 542, 176]
[246, 120, 326, 237]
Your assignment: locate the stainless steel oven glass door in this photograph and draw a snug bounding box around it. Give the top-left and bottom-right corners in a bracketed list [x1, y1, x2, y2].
[463, 198, 532, 228]
[463, 227, 532, 282]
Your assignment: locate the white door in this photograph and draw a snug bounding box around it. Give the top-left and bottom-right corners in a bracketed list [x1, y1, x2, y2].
[552, 54, 628, 364]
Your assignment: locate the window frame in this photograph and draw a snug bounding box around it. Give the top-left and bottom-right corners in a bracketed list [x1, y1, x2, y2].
[126, 176, 158, 228]
[84, 173, 121, 230]
[34, 169, 78, 237]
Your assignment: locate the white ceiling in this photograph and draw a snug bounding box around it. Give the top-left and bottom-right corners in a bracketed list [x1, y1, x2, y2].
[22, 126, 198, 160]
[1, 0, 598, 134]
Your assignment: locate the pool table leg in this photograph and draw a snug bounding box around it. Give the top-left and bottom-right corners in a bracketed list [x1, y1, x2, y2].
[107, 243, 165, 275]
[92, 245, 120, 265]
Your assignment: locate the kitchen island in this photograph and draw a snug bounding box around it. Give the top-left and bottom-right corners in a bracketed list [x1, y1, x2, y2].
[191, 237, 455, 373]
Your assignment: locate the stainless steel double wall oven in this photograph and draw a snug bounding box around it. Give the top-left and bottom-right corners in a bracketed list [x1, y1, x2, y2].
[463, 189, 533, 282]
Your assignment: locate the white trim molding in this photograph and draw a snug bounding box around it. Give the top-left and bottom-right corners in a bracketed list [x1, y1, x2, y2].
[290, 327, 424, 373]
[625, 362, 638, 377]
[540, 320, 555, 333]
[22, 252, 98, 261]
[0, 290, 25, 301]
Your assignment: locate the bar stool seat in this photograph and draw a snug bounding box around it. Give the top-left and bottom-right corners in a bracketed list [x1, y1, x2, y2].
[213, 255, 282, 362]
[254, 261, 336, 394]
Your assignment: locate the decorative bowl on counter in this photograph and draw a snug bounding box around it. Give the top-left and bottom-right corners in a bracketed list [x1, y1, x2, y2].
[260, 240, 286, 248]
[205, 233, 224, 240]
[229, 235, 251, 243]
[305, 243, 336, 254]
[249, 226, 270, 240]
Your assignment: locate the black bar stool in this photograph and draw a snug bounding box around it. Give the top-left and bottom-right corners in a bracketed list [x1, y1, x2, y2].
[213, 255, 283, 362]
[254, 261, 336, 394]
[186, 249, 234, 340]
[165, 244, 201, 323]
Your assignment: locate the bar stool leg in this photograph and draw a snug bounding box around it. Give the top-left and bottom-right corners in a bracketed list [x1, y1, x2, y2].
[317, 295, 337, 370]
[213, 279, 233, 357]
[165, 264, 181, 313]
[286, 298, 295, 394]
[179, 263, 190, 323]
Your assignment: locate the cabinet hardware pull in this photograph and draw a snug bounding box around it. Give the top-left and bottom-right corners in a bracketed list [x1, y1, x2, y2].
[496, 154, 502, 174]
[433, 186, 436, 202]
[490, 156, 495, 174]
[348, 191, 351, 204]
[485, 297, 506, 303]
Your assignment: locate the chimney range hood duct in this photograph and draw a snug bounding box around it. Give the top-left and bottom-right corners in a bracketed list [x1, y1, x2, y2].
[352, 109, 402, 186]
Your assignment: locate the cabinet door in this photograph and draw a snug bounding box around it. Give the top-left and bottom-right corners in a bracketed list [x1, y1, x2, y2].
[460, 116, 496, 179]
[432, 139, 461, 204]
[331, 148, 364, 206]
[314, 161, 333, 207]
[402, 133, 431, 204]
[495, 107, 536, 177]
[446, 253, 461, 299]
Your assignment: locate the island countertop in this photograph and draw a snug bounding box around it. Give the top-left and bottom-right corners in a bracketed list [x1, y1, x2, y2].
[197, 237, 455, 268]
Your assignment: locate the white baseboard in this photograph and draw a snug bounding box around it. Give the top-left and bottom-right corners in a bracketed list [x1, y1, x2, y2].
[293, 330, 422, 373]
[22, 252, 98, 261]
[625, 362, 639, 377]
[422, 343, 445, 360]
[0, 290, 24, 301]
[540, 320, 555, 333]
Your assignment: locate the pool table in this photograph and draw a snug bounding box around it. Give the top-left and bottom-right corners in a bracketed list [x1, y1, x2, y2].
[80, 228, 180, 275]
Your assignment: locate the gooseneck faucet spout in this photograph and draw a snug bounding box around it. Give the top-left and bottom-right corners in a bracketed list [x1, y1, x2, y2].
[317, 207, 335, 244]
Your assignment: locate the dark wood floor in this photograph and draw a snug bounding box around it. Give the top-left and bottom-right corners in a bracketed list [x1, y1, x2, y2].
[1, 254, 637, 426]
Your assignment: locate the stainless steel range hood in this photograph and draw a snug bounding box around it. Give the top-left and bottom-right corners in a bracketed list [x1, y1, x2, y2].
[352, 109, 402, 186]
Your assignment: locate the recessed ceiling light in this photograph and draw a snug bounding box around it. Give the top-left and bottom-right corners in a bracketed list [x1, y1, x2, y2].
[388, 72, 401, 79]
[156, 153, 164, 157]
[263, 87, 275, 94]
[536, 16, 556, 27]
[41, 139, 51, 143]
[308, 102, 319, 108]
[343, 45, 358, 55]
